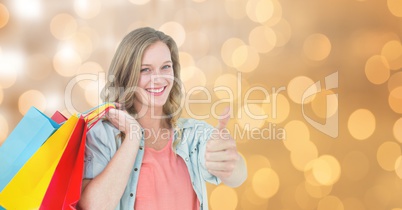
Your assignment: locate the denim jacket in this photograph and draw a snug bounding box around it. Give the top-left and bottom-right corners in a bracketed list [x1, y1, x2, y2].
[84, 118, 221, 210]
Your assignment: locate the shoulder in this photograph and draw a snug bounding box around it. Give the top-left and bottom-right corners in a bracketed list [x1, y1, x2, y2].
[87, 119, 121, 145]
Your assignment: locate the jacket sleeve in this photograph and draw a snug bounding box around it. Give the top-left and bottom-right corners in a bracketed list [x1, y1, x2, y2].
[83, 120, 120, 179]
[195, 121, 222, 185]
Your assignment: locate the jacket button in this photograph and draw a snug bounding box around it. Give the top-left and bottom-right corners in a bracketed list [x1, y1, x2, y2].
[134, 168, 138, 171]
[130, 193, 133, 197]
[139, 146, 143, 150]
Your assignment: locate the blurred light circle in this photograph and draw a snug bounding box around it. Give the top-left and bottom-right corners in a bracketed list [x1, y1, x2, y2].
[381, 40, 402, 70]
[224, 0, 248, 19]
[283, 120, 310, 151]
[77, 62, 104, 89]
[263, 93, 290, 124]
[50, 13, 78, 40]
[395, 156, 402, 179]
[248, 25, 276, 53]
[174, 8, 201, 31]
[272, 18, 292, 47]
[18, 90, 47, 115]
[311, 155, 341, 186]
[197, 56, 223, 85]
[247, 155, 271, 176]
[26, 54, 52, 81]
[304, 181, 332, 199]
[290, 141, 318, 171]
[179, 51, 195, 69]
[364, 185, 392, 210]
[252, 168, 280, 199]
[232, 45, 248, 68]
[0, 4, 9, 29]
[342, 197, 366, 210]
[388, 0, 402, 17]
[393, 118, 402, 143]
[232, 45, 260, 72]
[388, 72, 402, 92]
[347, 109, 376, 140]
[377, 141, 401, 171]
[53, 47, 82, 77]
[182, 66, 206, 92]
[389, 86, 402, 114]
[0, 114, 8, 146]
[13, 0, 42, 20]
[85, 82, 102, 107]
[342, 150, 369, 181]
[365, 55, 390, 85]
[184, 31, 210, 58]
[295, 182, 319, 209]
[317, 196, 344, 210]
[80, 27, 100, 49]
[69, 31, 93, 61]
[0, 87, 3, 104]
[221, 38, 246, 68]
[0, 51, 23, 88]
[265, 0, 283, 26]
[210, 185, 238, 210]
[129, 0, 150, 5]
[287, 76, 316, 104]
[241, 188, 269, 209]
[74, 0, 102, 19]
[214, 74, 239, 100]
[303, 33, 332, 61]
[311, 89, 338, 119]
[236, 104, 266, 130]
[159, 22, 186, 47]
[246, 0, 274, 23]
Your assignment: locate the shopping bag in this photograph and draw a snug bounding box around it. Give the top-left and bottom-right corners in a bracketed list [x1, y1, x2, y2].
[51, 110, 68, 124]
[40, 103, 115, 210]
[0, 115, 80, 209]
[39, 116, 86, 210]
[0, 107, 60, 192]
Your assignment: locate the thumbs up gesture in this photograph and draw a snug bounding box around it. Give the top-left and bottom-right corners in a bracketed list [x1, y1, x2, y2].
[205, 108, 246, 185]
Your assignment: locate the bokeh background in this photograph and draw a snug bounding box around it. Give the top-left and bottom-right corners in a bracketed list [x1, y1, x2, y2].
[1, 0, 402, 209]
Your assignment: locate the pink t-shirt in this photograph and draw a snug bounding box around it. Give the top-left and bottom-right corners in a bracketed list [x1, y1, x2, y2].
[134, 137, 200, 210]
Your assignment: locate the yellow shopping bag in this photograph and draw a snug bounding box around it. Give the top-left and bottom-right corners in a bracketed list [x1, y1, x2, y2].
[0, 115, 79, 209]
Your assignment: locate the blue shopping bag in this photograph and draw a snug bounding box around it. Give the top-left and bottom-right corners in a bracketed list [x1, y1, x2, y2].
[0, 107, 60, 191]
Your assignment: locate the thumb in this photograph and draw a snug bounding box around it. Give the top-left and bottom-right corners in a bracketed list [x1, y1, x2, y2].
[216, 107, 230, 130]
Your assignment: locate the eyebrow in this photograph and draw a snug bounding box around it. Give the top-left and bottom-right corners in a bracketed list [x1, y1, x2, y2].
[141, 60, 172, 66]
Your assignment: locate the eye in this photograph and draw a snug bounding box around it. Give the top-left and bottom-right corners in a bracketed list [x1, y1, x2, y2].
[140, 68, 150, 73]
[162, 65, 172, 70]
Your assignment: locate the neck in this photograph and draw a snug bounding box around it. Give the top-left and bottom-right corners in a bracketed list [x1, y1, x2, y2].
[134, 103, 170, 130]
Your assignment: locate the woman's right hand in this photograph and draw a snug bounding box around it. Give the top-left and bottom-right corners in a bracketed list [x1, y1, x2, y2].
[106, 104, 142, 141]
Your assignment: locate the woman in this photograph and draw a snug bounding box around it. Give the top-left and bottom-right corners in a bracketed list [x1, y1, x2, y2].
[78, 27, 247, 210]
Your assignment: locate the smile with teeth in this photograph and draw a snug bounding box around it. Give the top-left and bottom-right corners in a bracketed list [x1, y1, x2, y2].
[146, 86, 166, 93]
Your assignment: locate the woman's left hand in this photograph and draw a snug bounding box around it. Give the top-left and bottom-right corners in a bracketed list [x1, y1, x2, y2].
[205, 109, 245, 182]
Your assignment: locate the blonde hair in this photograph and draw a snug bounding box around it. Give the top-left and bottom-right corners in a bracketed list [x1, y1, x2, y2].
[102, 27, 183, 147]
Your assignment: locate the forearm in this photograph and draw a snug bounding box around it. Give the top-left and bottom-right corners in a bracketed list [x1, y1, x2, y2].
[79, 137, 139, 210]
[220, 154, 247, 188]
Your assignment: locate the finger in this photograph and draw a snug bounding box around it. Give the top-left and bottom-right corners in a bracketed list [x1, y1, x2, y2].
[206, 139, 236, 152]
[114, 102, 122, 109]
[216, 107, 230, 130]
[208, 170, 232, 179]
[205, 161, 236, 172]
[205, 150, 239, 162]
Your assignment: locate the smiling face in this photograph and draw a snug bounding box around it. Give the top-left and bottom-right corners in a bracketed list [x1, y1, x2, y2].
[134, 41, 174, 113]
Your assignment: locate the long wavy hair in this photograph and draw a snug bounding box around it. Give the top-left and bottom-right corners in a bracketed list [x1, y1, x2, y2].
[101, 27, 183, 147]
